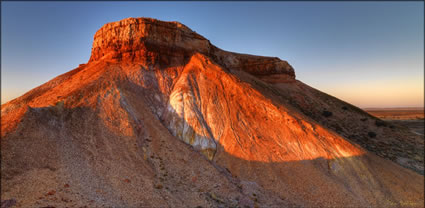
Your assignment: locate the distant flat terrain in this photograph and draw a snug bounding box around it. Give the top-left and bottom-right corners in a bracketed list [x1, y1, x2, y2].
[365, 108, 424, 120]
[365, 108, 424, 135]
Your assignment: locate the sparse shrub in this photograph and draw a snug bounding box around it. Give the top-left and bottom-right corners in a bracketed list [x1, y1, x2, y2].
[342, 106, 348, 110]
[333, 125, 343, 132]
[360, 118, 368, 122]
[322, 110, 333, 117]
[375, 120, 387, 127]
[368, 132, 377, 138]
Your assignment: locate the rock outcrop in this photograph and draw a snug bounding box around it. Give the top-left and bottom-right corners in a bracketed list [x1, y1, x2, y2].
[89, 18, 295, 79]
[1, 17, 423, 207]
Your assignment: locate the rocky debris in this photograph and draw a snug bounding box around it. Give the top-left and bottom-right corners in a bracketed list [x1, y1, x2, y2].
[0, 199, 16, 208]
[1, 17, 423, 207]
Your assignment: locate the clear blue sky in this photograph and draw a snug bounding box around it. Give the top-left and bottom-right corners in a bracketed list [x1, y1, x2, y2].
[1, 2, 424, 108]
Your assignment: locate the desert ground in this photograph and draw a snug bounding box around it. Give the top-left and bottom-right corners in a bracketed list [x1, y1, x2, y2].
[366, 108, 424, 135]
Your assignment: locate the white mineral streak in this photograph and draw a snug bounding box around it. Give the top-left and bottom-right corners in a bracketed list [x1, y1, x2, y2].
[168, 86, 216, 159]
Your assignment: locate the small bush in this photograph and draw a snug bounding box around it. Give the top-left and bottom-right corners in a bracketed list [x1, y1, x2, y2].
[375, 120, 387, 127]
[342, 106, 348, 110]
[322, 110, 333, 117]
[360, 118, 368, 122]
[368, 132, 377, 138]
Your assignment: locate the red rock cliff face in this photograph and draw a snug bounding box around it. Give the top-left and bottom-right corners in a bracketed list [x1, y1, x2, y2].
[1, 17, 423, 207]
[89, 18, 295, 79]
[89, 18, 210, 62]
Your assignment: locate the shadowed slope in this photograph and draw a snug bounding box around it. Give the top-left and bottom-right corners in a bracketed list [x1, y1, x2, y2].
[269, 80, 424, 174]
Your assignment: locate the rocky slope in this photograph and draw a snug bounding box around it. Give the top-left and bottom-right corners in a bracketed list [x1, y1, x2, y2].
[1, 17, 423, 207]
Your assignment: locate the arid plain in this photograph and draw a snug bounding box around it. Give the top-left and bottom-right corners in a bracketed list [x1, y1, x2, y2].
[366, 108, 424, 136]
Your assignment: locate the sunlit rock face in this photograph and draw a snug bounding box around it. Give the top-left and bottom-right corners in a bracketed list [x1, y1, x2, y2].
[89, 17, 295, 79]
[1, 17, 423, 207]
[89, 18, 210, 62]
[86, 17, 299, 160]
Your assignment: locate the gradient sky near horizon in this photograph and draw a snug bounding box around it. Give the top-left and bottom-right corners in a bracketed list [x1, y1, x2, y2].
[1, 2, 424, 108]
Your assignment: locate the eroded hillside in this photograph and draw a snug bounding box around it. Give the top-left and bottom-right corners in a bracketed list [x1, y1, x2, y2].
[1, 18, 423, 207]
